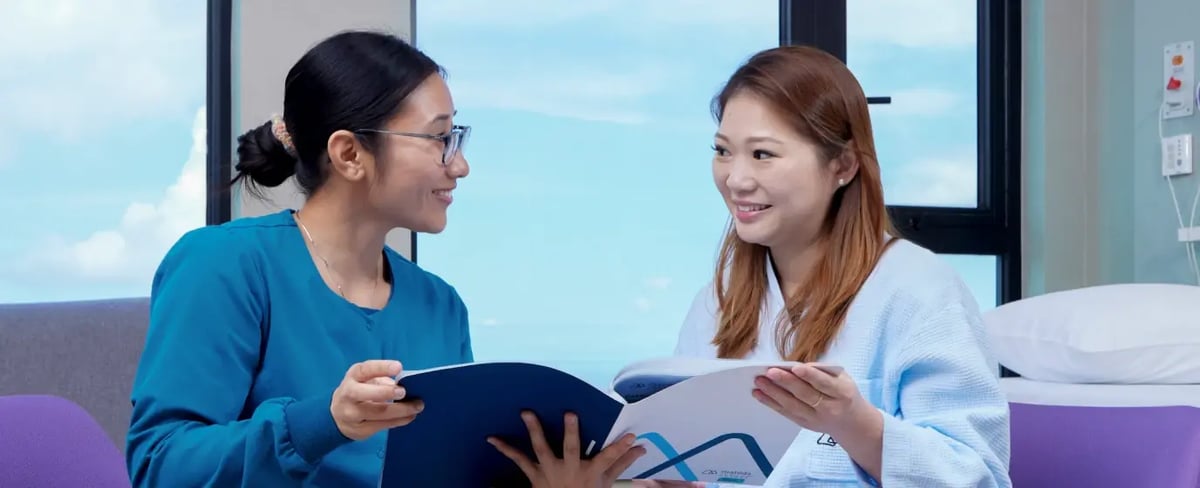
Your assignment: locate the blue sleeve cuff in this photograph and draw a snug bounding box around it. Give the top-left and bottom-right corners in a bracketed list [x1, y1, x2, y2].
[284, 391, 353, 466]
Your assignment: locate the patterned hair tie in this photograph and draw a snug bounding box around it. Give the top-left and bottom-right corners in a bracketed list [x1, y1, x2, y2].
[270, 114, 298, 157]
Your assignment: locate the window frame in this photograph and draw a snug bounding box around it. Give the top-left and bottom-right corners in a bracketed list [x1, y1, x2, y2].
[783, 0, 1022, 307]
[206, 0, 233, 226]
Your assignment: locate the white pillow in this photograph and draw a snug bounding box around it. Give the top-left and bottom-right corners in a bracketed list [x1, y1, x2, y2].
[983, 283, 1200, 384]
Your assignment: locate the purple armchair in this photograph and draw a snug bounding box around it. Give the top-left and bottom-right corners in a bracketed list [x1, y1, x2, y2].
[0, 394, 131, 488]
[1011, 402, 1200, 487]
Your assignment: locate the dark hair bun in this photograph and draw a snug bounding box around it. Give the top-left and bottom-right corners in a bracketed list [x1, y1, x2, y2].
[231, 31, 442, 198]
[233, 121, 298, 189]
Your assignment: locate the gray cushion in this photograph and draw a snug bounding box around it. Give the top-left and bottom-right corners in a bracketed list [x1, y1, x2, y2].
[0, 297, 149, 452]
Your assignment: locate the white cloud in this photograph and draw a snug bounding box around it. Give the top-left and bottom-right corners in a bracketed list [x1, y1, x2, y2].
[15, 107, 206, 284]
[0, 137, 11, 168]
[632, 276, 673, 312]
[423, 1, 748, 125]
[420, 0, 770, 29]
[885, 156, 977, 207]
[637, 1, 787, 27]
[419, 0, 613, 27]
[423, 0, 971, 127]
[847, 0, 976, 49]
[878, 89, 962, 117]
[0, 0, 204, 138]
[448, 64, 667, 125]
[633, 297, 653, 312]
[644, 276, 672, 290]
[423, 0, 973, 51]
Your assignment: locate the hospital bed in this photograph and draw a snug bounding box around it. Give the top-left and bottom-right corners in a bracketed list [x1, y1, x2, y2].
[1004, 379, 1200, 487]
[986, 283, 1200, 488]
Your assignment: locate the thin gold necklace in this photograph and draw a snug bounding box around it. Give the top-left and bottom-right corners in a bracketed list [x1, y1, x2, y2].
[294, 210, 380, 302]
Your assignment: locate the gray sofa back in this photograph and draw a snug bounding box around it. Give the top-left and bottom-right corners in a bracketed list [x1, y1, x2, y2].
[0, 297, 149, 453]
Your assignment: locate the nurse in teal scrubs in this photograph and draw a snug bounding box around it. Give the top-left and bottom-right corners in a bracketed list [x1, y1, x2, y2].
[125, 30, 642, 488]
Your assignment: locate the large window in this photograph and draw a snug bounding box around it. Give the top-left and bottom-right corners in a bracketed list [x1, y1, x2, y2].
[0, 1, 208, 304]
[414, 1, 780, 387]
[406, 0, 1020, 388]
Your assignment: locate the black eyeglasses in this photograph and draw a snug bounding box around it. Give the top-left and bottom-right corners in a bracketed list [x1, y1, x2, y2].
[356, 125, 471, 165]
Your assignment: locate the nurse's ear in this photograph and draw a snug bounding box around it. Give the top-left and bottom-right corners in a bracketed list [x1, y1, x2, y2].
[327, 129, 372, 183]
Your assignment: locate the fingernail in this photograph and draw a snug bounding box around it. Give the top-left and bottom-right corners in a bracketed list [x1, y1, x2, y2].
[485, 436, 495, 445]
[415, 402, 425, 412]
[394, 387, 405, 400]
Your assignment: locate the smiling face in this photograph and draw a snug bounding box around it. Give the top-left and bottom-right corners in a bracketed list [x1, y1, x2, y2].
[706, 45, 891, 363]
[711, 91, 848, 249]
[363, 74, 470, 233]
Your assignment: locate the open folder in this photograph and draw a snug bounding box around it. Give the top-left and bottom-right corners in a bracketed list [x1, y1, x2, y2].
[378, 357, 832, 487]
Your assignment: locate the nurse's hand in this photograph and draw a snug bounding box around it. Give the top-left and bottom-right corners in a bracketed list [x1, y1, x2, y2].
[331, 360, 423, 440]
[488, 411, 646, 488]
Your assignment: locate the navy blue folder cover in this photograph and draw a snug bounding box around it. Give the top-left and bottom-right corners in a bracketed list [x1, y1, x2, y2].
[379, 362, 625, 487]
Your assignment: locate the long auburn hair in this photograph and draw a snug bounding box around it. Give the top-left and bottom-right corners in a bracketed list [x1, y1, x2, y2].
[710, 45, 898, 362]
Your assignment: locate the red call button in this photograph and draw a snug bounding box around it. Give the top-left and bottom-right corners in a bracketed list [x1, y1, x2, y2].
[1168, 76, 1183, 90]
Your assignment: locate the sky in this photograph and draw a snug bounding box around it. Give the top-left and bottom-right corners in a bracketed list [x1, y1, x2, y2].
[0, 0, 994, 388]
[0, 0, 206, 302]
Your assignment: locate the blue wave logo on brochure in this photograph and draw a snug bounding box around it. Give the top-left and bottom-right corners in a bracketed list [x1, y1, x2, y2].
[633, 431, 773, 483]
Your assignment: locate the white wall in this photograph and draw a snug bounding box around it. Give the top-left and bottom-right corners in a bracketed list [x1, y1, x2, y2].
[1130, 0, 1200, 285]
[1023, 0, 1200, 294]
[233, 0, 415, 258]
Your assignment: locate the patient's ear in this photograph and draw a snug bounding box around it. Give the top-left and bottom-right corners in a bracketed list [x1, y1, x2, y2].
[831, 142, 860, 187]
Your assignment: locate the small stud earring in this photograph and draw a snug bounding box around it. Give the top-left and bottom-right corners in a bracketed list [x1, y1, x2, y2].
[838, 178, 845, 186]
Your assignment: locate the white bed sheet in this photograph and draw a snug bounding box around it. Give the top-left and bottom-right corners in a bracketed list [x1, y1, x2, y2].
[1002, 377, 1200, 407]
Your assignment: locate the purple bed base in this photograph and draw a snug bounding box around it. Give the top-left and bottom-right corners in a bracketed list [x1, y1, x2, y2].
[1010, 402, 1200, 487]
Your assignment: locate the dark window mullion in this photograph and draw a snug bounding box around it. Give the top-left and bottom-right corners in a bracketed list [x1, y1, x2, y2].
[981, 0, 1022, 306]
[780, 0, 846, 60]
[205, 0, 233, 226]
[781, 1, 894, 107]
